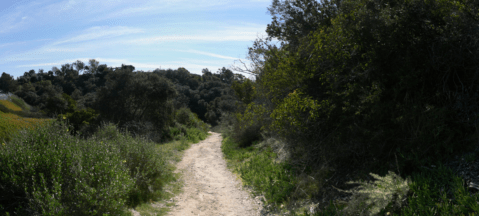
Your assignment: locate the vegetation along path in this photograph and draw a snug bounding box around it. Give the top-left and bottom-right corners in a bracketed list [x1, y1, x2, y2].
[167, 132, 263, 216]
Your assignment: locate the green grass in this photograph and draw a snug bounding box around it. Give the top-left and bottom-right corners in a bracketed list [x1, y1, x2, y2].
[221, 135, 297, 209]
[221, 131, 479, 216]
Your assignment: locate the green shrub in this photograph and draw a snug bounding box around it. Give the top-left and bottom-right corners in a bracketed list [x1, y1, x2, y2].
[169, 123, 187, 140]
[93, 123, 168, 206]
[229, 103, 267, 147]
[0, 120, 133, 215]
[174, 107, 210, 133]
[337, 171, 411, 216]
[185, 127, 207, 143]
[0, 120, 167, 215]
[222, 136, 296, 205]
[57, 108, 99, 135]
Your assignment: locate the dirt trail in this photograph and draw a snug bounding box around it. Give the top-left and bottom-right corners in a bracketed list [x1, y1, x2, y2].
[167, 132, 263, 216]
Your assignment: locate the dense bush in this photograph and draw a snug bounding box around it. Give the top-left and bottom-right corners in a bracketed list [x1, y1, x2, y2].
[231, 0, 479, 182]
[57, 108, 99, 136]
[174, 107, 209, 133]
[92, 123, 167, 207]
[230, 103, 267, 147]
[0, 120, 167, 215]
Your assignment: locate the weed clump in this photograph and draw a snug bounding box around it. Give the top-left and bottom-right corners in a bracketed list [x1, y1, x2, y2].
[336, 171, 411, 216]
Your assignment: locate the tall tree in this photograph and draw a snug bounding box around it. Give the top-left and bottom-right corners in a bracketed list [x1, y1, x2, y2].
[0, 72, 16, 93]
[73, 60, 85, 75]
[86, 59, 99, 74]
[266, 0, 342, 53]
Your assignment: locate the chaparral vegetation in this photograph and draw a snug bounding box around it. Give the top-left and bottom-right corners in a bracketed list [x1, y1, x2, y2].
[4, 0, 479, 215]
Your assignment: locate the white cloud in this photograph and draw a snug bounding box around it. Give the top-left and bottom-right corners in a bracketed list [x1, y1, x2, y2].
[176, 49, 244, 61]
[53, 26, 145, 45]
[91, 0, 235, 21]
[126, 24, 268, 44]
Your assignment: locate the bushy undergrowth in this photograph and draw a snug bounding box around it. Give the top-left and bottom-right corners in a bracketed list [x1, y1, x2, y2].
[0, 120, 167, 215]
[57, 108, 99, 137]
[221, 135, 297, 206]
[399, 164, 479, 216]
[169, 108, 209, 141]
[302, 163, 479, 216]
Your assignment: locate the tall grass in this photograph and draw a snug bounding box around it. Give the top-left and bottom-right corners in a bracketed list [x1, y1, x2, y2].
[0, 110, 51, 142]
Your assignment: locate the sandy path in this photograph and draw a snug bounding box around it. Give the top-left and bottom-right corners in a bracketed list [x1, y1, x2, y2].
[167, 132, 263, 216]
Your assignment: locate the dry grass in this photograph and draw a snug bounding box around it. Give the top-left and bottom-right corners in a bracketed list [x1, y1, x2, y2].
[0, 110, 52, 142]
[0, 100, 23, 112]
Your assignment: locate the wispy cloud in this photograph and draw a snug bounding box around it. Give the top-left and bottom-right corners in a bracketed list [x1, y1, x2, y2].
[126, 24, 268, 44]
[53, 26, 145, 45]
[91, 0, 235, 21]
[177, 49, 242, 60]
[0, 41, 27, 48]
[0, 10, 26, 34]
[0, 39, 52, 49]
[1, 0, 273, 76]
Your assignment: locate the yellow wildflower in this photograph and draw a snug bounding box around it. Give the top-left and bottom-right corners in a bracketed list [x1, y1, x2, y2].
[123, 160, 127, 163]
[63, 116, 66, 120]
[2, 143, 5, 147]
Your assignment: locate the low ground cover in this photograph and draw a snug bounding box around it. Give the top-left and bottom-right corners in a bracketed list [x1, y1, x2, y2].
[221, 135, 299, 211]
[0, 110, 51, 142]
[221, 131, 479, 216]
[0, 100, 22, 112]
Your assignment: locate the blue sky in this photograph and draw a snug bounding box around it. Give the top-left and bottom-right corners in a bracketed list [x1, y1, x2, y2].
[0, 0, 280, 78]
